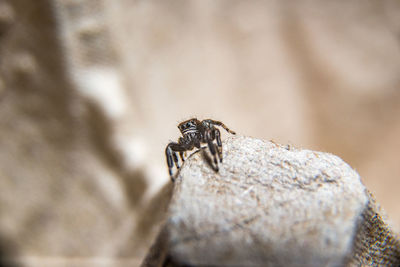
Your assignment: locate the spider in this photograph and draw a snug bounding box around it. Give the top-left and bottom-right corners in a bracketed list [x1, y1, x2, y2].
[165, 118, 236, 181]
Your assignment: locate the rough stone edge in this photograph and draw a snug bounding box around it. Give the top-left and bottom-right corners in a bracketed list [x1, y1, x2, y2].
[348, 191, 400, 266]
[140, 226, 170, 267]
[141, 140, 400, 266]
[142, 193, 400, 267]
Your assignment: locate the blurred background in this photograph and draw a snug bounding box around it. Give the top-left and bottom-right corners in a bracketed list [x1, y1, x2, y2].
[0, 0, 399, 266]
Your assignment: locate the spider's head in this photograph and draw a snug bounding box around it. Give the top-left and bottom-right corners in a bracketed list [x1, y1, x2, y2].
[178, 118, 200, 135]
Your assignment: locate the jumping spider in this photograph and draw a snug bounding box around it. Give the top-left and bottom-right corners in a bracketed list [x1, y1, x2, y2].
[165, 118, 236, 181]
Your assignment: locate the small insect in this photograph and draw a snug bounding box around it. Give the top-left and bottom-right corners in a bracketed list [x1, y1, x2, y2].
[165, 118, 236, 181]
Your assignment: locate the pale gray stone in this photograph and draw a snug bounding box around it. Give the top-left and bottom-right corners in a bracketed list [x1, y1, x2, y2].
[145, 136, 371, 266]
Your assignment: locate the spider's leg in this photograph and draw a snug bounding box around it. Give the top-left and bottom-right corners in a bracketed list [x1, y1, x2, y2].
[179, 151, 185, 162]
[177, 137, 186, 163]
[201, 148, 219, 172]
[165, 142, 187, 181]
[205, 119, 236, 135]
[205, 130, 219, 171]
[173, 152, 180, 169]
[214, 128, 223, 162]
[165, 144, 175, 180]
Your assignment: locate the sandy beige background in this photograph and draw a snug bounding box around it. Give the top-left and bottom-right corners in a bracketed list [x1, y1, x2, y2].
[0, 0, 399, 265]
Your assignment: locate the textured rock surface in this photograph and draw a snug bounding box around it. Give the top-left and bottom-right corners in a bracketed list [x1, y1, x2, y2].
[349, 194, 400, 266]
[143, 136, 400, 266]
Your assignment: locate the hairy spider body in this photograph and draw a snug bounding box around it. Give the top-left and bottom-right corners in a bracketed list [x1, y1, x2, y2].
[165, 118, 236, 181]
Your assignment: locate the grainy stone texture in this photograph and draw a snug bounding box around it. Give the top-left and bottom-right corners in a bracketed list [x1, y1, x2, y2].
[143, 136, 400, 266]
[349, 193, 400, 266]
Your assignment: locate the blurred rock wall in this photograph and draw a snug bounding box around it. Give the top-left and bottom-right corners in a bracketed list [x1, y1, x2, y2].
[0, 0, 399, 265]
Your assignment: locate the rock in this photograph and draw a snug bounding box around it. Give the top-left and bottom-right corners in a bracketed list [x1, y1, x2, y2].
[142, 136, 400, 266]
